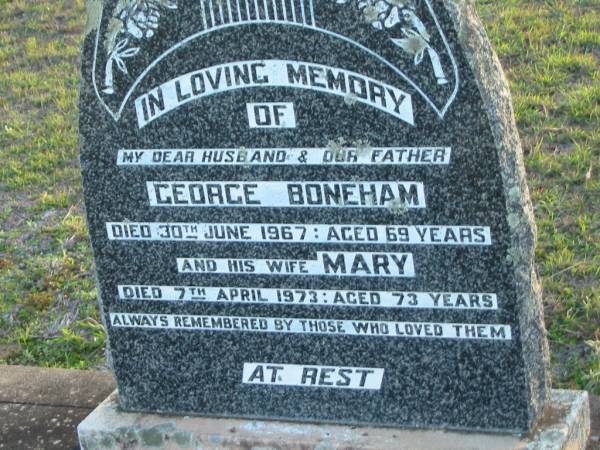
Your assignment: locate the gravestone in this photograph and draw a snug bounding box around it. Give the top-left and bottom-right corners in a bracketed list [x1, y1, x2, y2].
[79, 0, 550, 432]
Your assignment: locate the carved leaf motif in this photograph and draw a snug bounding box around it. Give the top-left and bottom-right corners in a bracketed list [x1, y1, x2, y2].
[119, 47, 140, 58]
[392, 28, 429, 55]
[414, 49, 425, 65]
[114, 38, 130, 53]
[114, 56, 129, 74]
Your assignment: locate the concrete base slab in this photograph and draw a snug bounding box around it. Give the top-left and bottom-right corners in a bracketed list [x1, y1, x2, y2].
[1, 403, 94, 450]
[0, 365, 116, 450]
[78, 389, 590, 450]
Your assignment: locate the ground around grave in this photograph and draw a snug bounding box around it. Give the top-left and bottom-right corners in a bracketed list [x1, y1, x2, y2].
[0, 365, 116, 450]
[0, 0, 598, 398]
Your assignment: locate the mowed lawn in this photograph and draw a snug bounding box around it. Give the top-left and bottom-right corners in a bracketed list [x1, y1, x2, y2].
[0, 0, 598, 393]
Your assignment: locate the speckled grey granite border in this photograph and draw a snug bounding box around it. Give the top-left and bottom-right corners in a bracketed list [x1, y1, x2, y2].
[77, 389, 589, 450]
[443, 0, 551, 431]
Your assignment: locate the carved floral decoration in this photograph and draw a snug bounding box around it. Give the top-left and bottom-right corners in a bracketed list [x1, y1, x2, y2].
[103, 0, 178, 94]
[336, 0, 448, 85]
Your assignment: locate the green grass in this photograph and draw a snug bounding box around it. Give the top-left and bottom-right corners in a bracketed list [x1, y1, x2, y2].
[1, 0, 598, 394]
[479, 0, 600, 394]
[0, 0, 105, 369]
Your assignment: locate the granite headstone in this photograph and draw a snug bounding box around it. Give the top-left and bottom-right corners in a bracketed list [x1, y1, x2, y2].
[79, 0, 550, 432]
